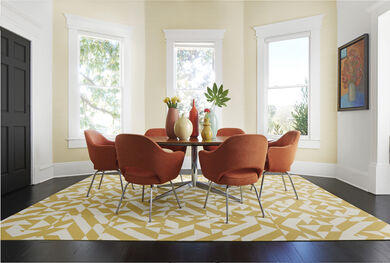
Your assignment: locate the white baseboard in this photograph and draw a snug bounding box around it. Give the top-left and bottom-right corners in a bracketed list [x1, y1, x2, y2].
[290, 161, 336, 178]
[54, 161, 94, 178]
[48, 159, 389, 195]
[32, 164, 54, 184]
[336, 164, 369, 192]
[52, 159, 337, 179]
[368, 162, 390, 195]
[375, 163, 390, 194]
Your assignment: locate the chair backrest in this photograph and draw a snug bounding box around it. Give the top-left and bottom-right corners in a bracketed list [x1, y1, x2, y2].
[115, 134, 162, 174]
[209, 134, 268, 176]
[84, 130, 111, 147]
[272, 130, 300, 148]
[217, 128, 245, 136]
[84, 130, 116, 170]
[267, 131, 300, 172]
[144, 128, 167, 137]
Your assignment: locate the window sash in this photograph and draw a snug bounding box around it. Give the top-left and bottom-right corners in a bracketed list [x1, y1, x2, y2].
[266, 36, 310, 140]
[174, 43, 216, 93]
[268, 84, 308, 90]
[77, 33, 123, 137]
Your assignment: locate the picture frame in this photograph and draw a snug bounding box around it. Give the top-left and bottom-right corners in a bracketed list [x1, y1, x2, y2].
[338, 34, 369, 111]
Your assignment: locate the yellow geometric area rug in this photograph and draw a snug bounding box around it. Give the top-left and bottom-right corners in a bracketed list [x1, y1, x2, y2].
[2, 174, 390, 241]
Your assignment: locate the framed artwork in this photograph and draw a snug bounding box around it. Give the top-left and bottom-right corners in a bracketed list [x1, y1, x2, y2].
[338, 34, 369, 111]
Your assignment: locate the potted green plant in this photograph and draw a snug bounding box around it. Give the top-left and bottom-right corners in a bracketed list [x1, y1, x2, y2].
[204, 83, 230, 138]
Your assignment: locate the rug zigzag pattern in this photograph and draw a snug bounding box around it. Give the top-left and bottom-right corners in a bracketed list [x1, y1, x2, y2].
[2, 174, 390, 241]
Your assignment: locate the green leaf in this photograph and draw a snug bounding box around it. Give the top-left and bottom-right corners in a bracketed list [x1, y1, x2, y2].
[213, 84, 217, 94]
[222, 89, 229, 97]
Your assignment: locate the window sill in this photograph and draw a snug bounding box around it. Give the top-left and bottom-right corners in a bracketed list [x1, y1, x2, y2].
[298, 140, 320, 149]
[268, 135, 320, 149]
[67, 138, 87, 149]
[67, 136, 116, 149]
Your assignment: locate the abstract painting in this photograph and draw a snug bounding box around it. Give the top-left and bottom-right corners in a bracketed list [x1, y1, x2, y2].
[338, 34, 369, 111]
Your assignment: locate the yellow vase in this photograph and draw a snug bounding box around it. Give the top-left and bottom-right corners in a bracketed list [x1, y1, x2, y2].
[201, 117, 213, 141]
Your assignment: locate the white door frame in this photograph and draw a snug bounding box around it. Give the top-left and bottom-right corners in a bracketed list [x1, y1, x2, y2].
[1, 2, 54, 184]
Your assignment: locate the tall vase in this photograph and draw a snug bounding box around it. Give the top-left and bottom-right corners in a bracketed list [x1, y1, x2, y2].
[348, 82, 356, 102]
[209, 105, 218, 139]
[189, 99, 199, 137]
[165, 108, 179, 139]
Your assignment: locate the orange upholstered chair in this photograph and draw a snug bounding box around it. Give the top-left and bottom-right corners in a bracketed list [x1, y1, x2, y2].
[261, 130, 300, 200]
[199, 134, 268, 223]
[203, 128, 245, 151]
[115, 134, 185, 222]
[84, 130, 124, 197]
[145, 128, 187, 181]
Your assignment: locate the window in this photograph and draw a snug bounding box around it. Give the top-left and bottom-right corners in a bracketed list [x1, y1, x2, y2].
[267, 35, 309, 136]
[164, 30, 225, 119]
[175, 43, 215, 115]
[65, 14, 132, 148]
[255, 15, 323, 148]
[79, 35, 121, 135]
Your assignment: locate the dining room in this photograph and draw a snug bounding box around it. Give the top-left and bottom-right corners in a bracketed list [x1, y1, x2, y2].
[1, 0, 390, 262]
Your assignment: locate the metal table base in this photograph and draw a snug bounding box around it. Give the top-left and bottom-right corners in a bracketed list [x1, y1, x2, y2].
[154, 145, 241, 203]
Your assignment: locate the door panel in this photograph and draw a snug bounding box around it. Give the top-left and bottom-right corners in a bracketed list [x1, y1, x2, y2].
[1, 27, 31, 194]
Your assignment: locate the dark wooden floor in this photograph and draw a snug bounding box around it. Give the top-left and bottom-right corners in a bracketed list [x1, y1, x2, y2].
[2, 172, 390, 262]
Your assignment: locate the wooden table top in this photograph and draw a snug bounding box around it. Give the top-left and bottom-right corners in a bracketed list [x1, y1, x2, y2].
[147, 136, 229, 146]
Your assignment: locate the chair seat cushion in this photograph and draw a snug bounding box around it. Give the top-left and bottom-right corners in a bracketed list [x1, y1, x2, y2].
[218, 168, 259, 186]
[203, 145, 218, 151]
[123, 166, 161, 185]
[163, 145, 186, 153]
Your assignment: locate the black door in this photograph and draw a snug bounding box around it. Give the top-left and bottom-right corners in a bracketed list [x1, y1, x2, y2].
[1, 27, 31, 195]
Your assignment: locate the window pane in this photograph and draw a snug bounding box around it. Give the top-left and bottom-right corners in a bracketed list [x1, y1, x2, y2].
[268, 87, 308, 136]
[79, 36, 120, 87]
[79, 35, 121, 135]
[175, 45, 215, 115]
[268, 37, 309, 87]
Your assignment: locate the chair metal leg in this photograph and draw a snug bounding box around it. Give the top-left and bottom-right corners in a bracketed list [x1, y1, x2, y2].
[86, 171, 99, 197]
[281, 173, 287, 191]
[116, 182, 129, 214]
[240, 186, 243, 204]
[253, 184, 265, 218]
[203, 181, 212, 209]
[225, 185, 229, 224]
[286, 172, 298, 200]
[259, 172, 266, 200]
[131, 183, 135, 190]
[170, 181, 181, 208]
[118, 172, 124, 191]
[250, 185, 254, 191]
[149, 185, 153, 223]
[179, 172, 184, 182]
[142, 185, 145, 202]
[98, 171, 105, 189]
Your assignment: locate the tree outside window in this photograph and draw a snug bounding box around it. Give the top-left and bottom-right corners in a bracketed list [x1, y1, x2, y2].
[79, 35, 121, 136]
[267, 37, 309, 136]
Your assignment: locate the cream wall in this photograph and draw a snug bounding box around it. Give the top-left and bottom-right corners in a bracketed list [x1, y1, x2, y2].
[52, 0, 145, 163]
[52, 0, 337, 165]
[244, 1, 338, 163]
[144, 1, 245, 130]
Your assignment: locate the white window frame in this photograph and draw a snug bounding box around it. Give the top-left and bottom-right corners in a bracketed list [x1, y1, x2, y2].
[64, 14, 132, 148]
[254, 15, 323, 149]
[164, 29, 225, 121]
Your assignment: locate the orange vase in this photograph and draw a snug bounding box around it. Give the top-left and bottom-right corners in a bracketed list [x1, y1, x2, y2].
[165, 108, 179, 139]
[189, 99, 199, 137]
